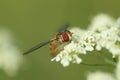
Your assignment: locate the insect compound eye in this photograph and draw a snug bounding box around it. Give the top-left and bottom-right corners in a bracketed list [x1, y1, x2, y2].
[62, 32, 70, 42]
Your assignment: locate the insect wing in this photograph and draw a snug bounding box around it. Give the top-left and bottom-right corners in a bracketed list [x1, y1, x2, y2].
[58, 24, 69, 34]
[23, 40, 52, 55]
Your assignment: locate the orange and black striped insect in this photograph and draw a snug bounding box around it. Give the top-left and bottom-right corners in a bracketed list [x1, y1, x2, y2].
[23, 24, 72, 57]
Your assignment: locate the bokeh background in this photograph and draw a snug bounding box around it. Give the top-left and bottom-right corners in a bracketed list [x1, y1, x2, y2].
[0, 0, 120, 80]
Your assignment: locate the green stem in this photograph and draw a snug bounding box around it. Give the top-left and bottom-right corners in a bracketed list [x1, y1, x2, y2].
[80, 62, 113, 67]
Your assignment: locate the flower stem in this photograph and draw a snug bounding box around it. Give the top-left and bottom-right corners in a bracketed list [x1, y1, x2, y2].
[80, 62, 113, 66]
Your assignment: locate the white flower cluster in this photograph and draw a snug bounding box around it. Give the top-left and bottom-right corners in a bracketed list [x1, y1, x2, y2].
[0, 29, 23, 76]
[87, 71, 115, 80]
[51, 14, 120, 67]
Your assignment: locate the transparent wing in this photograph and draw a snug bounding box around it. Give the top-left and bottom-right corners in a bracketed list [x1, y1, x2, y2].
[23, 40, 53, 55]
[58, 24, 69, 34]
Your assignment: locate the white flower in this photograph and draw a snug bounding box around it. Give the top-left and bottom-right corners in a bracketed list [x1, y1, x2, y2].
[86, 14, 120, 80]
[109, 45, 120, 56]
[100, 19, 120, 56]
[82, 31, 96, 51]
[51, 41, 82, 67]
[95, 27, 118, 51]
[70, 27, 86, 43]
[90, 15, 120, 56]
[87, 71, 115, 80]
[0, 29, 23, 76]
[51, 14, 120, 67]
[51, 29, 95, 67]
[89, 13, 115, 32]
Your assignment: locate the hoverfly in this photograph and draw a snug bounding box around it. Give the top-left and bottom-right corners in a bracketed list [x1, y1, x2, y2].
[23, 24, 72, 57]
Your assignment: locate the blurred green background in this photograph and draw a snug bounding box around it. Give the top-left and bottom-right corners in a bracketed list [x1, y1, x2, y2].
[0, 0, 120, 80]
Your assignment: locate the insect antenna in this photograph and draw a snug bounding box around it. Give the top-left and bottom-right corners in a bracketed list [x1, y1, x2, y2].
[23, 39, 54, 55]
